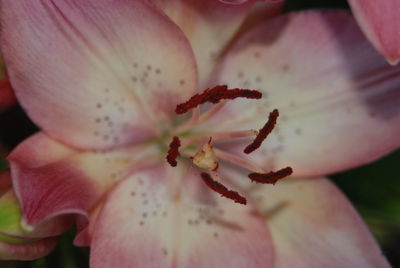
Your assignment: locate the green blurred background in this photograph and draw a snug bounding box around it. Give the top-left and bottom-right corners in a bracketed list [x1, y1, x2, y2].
[1, 0, 399, 267]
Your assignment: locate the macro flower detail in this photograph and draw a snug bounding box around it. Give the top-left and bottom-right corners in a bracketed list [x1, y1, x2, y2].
[166, 85, 293, 205]
[1, 0, 399, 267]
[348, 0, 400, 65]
[0, 171, 71, 260]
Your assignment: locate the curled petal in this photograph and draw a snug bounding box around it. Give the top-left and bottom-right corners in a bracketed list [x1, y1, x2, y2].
[0, 237, 57, 260]
[8, 132, 157, 229]
[90, 164, 273, 267]
[73, 202, 103, 247]
[214, 11, 400, 177]
[0, 186, 72, 239]
[348, 0, 400, 64]
[1, 0, 197, 149]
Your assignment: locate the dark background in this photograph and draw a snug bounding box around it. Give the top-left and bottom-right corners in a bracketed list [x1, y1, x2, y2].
[1, 0, 399, 267]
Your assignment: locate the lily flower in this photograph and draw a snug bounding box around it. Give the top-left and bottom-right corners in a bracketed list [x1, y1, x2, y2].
[1, 0, 399, 266]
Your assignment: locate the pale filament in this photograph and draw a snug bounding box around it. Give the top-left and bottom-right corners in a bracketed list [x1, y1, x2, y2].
[177, 129, 257, 152]
[213, 148, 265, 174]
[190, 129, 258, 141]
[174, 107, 201, 133]
[174, 101, 228, 134]
[196, 101, 228, 125]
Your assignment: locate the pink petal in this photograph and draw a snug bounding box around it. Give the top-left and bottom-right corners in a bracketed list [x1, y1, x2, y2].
[221, 168, 390, 267]
[0, 187, 72, 239]
[0, 237, 57, 260]
[153, 0, 262, 87]
[8, 132, 156, 228]
[252, 176, 390, 267]
[90, 164, 274, 267]
[348, 0, 400, 64]
[212, 10, 400, 177]
[1, 0, 197, 149]
[73, 201, 103, 246]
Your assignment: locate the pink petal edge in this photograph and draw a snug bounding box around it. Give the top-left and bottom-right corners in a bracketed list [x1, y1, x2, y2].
[348, 0, 400, 64]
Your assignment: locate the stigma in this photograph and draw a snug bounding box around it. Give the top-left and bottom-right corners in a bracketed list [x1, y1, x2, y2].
[191, 138, 219, 171]
[165, 85, 293, 205]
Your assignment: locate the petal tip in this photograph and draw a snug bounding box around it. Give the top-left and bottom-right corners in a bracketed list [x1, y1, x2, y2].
[387, 58, 400, 66]
[20, 218, 34, 232]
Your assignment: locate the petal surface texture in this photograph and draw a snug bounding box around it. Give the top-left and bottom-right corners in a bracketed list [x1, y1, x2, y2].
[259, 177, 390, 267]
[222, 169, 390, 268]
[90, 165, 274, 267]
[348, 0, 400, 64]
[153, 0, 256, 87]
[8, 132, 158, 227]
[213, 11, 400, 177]
[1, 0, 197, 149]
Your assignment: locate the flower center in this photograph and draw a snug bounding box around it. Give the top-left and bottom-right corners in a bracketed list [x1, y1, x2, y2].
[165, 85, 293, 205]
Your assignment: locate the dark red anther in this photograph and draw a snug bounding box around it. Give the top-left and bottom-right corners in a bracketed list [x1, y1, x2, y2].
[200, 172, 247, 205]
[248, 167, 293, 185]
[175, 85, 262, 114]
[166, 136, 181, 167]
[244, 109, 279, 154]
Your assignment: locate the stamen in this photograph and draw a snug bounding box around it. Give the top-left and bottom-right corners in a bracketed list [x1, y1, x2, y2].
[201, 172, 247, 205]
[174, 107, 201, 133]
[166, 136, 181, 167]
[190, 130, 258, 141]
[175, 85, 262, 114]
[248, 167, 293, 185]
[214, 148, 265, 173]
[244, 109, 279, 154]
[197, 101, 228, 124]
